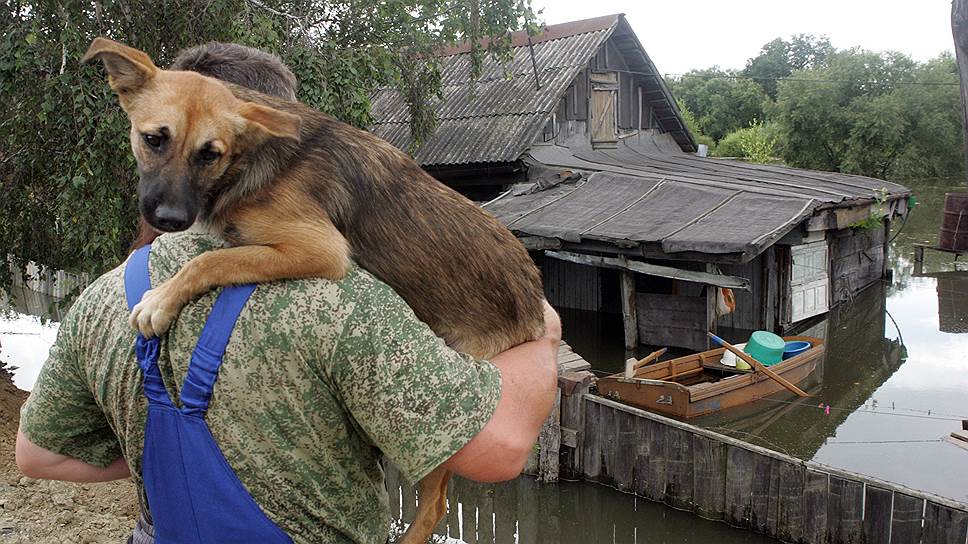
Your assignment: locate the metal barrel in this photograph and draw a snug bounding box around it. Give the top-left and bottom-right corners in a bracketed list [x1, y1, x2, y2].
[939, 192, 968, 252]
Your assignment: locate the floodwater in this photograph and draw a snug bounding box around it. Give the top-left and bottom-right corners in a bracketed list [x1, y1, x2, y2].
[386, 467, 775, 544]
[3, 178, 967, 542]
[560, 177, 968, 503]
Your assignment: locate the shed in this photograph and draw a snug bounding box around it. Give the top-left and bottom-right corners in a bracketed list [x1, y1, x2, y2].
[370, 14, 911, 351]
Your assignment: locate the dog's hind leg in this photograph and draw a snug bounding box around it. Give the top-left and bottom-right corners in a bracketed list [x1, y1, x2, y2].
[400, 466, 451, 544]
[130, 216, 350, 337]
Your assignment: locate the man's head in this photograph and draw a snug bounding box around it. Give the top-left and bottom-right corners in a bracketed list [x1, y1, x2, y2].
[170, 42, 298, 101]
[82, 38, 301, 233]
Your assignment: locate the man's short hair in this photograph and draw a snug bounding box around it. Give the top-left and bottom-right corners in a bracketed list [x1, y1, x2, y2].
[170, 42, 298, 101]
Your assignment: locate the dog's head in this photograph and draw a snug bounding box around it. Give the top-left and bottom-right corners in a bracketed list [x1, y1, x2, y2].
[82, 38, 301, 232]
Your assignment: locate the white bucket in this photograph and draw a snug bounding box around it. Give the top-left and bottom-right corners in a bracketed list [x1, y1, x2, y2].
[720, 343, 747, 367]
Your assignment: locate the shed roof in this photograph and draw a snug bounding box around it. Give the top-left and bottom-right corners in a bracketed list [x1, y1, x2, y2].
[484, 137, 911, 261]
[370, 14, 694, 166]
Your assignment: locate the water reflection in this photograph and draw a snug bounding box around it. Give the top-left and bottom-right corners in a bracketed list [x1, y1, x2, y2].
[386, 468, 775, 544]
[935, 272, 968, 333]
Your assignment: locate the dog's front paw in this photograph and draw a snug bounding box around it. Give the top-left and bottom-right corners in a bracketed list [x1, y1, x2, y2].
[129, 288, 179, 337]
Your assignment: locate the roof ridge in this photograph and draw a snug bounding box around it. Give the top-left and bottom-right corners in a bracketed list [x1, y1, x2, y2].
[435, 13, 622, 57]
[372, 111, 554, 125]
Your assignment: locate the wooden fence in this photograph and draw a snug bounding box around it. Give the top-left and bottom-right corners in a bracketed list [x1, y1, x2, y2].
[564, 391, 968, 544]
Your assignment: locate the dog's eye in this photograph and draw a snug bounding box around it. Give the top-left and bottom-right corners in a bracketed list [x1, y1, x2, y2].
[143, 133, 162, 149]
[198, 148, 222, 163]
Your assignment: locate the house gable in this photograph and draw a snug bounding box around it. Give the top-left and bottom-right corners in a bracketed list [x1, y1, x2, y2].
[370, 14, 697, 168]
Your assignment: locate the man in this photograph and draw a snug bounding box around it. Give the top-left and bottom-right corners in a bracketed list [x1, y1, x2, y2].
[15, 43, 560, 543]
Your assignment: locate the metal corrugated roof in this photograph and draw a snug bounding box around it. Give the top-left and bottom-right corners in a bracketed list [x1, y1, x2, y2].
[370, 18, 618, 166]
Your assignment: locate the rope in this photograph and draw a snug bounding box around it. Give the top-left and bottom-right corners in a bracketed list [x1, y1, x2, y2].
[753, 396, 968, 422]
[824, 439, 943, 445]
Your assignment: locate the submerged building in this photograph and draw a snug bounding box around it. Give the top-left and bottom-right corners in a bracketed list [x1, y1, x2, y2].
[371, 14, 911, 350]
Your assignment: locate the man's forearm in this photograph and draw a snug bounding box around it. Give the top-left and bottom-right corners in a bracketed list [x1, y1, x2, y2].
[15, 429, 131, 483]
[444, 302, 561, 482]
[487, 331, 559, 446]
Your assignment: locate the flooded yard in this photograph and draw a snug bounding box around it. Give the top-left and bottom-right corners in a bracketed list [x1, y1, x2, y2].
[560, 177, 968, 503]
[2, 177, 966, 541]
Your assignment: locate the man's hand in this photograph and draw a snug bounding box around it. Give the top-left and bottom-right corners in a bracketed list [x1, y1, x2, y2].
[443, 300, 561, 482]
[15, 429, 130, 483]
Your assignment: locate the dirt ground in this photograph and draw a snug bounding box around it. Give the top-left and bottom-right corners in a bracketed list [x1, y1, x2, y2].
[0, 360, 138, 543]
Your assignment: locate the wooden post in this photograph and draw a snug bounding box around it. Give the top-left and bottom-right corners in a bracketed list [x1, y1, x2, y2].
[620, 270, 638, 350]
[537, 388, 561, 483]
[558, 371, 594, 480]
[953, 0, 968, 186]
[763, 247, 778, 332]
[914, 244, 925, 276]
[706, 264, 718, 349]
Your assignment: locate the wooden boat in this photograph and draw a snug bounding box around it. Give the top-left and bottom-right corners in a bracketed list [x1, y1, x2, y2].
[595, 336, 824, 419]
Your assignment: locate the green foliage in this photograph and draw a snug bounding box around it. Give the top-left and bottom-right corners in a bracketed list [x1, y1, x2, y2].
[738, 120, 776, 164]
[676, 99, 715, 153]
[0, 0, 537, 292]
[713, 129, 745, 158]
[849, 187, 891, 231]
[743, 34, 834, 99]
[773, 48, 962, 180]
[668, 67, 769, 141]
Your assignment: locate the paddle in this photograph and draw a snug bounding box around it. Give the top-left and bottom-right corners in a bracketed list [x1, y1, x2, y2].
[624, 348, 667, 379]
[707, 333, 810, 398]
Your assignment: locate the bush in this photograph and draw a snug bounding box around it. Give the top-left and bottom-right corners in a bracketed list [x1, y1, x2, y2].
[712, 122, 776, 163]
[713, 129, 747, 158]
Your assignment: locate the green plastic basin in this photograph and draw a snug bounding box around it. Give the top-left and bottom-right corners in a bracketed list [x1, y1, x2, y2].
[743, 331, 785, 366]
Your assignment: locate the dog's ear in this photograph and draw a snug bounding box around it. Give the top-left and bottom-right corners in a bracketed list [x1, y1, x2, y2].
[239, 102, 301, 142]
[82, 38, 158, 94]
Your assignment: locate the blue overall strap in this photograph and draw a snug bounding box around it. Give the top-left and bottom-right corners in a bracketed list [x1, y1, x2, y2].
[179, 284, 257, 416]
[124, 246, 174, 408]
[142, 281, 291, 543]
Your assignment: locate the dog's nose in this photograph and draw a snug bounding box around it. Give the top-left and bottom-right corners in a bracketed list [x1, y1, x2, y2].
[152, 205, 193, 232]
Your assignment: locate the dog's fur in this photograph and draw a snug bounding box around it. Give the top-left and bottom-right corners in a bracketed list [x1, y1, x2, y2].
[83, 38, 545, 543]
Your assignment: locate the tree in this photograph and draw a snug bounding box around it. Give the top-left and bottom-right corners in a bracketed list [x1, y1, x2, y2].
[0, 0, 537, 295]
[668, 67, 769, 141]
[773, 48, 962, 179]
[743, 34, 834, 99]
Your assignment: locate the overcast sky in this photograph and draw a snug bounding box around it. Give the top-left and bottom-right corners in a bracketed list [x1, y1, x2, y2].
[536, 0, 956, 76]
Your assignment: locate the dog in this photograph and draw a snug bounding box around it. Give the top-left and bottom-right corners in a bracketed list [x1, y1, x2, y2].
[82, 38, 545, 544]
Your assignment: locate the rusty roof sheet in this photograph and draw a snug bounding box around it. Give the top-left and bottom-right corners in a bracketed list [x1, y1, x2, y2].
[370, 18, 617, 165]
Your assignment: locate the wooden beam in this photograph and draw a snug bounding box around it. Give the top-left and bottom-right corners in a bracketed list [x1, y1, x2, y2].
[520, 236, 562, 250]
[620, 270, 638, 350]
[545, 250, 751, 290]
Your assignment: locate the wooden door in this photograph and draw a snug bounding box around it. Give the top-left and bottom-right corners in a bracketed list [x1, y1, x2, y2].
[789, 241, 829, 322]
[591, 72, 618, 147]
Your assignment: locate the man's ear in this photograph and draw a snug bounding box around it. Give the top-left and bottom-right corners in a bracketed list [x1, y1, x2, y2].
[239, 102, 302, 142]
[81, 38, 158, 94]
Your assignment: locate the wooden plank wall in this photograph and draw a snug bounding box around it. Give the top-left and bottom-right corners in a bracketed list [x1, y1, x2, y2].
[567, 395, 968, 544]
[543, 258, 602, 311]
[828, 222, 887, 305]
[636, 292, 706, 350]
[716, 258, 762, 334]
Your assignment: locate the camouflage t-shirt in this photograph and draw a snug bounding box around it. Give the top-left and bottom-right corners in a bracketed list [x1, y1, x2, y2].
[20, 230, 502, 544]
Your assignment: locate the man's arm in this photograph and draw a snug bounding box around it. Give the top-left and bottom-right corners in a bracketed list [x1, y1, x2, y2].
[15, 429, 130, 482]
[442, 301, 561, 482]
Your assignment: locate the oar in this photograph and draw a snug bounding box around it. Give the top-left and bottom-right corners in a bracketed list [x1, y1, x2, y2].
[707, 333, 809, 398]
[624, 348, 667, 378]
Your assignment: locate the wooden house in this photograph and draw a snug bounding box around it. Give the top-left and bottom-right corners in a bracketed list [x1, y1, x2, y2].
[370, 14, 911, 351]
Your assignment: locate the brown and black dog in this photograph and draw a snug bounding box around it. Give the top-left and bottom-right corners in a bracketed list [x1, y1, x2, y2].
[82, 38, 546, 543]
